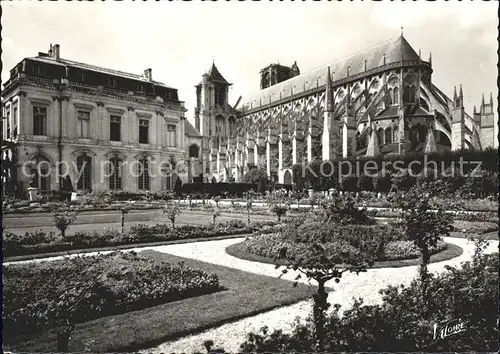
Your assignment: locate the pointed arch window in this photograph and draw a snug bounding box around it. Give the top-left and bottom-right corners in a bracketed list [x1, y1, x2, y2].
[377, 128, 384, 145]
[393, 87, 399, 105]
[385, 128, 392, 144]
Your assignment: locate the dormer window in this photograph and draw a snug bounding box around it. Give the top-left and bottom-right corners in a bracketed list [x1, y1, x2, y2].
[108, 77, 116, 87]
[77, 70, 85, 82]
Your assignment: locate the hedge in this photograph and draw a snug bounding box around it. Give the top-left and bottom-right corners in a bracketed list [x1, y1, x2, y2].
[2, 220, 277, 258]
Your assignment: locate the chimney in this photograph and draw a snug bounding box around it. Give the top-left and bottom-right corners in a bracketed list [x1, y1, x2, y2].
[52, 44, 60, 60]
[144, 68, 152, 81]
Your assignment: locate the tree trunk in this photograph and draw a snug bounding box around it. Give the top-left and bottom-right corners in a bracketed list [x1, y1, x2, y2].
[60, 227, 66, 239]
[172, 219, 175, 229]
[277, 213, 281, 222]
[247, 210, 250, 224]
[57, 330, 70, 351]
[313, 280, 329, 351]
[419, 247, 431, 308]
[121, 214, 125, 235]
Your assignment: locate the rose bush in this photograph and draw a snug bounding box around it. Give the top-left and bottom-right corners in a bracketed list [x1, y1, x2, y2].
[3, 251, 220, 336]
[239, 224, 447, 262]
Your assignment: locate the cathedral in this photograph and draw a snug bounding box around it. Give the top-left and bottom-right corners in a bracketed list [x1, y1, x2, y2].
[1, 35, 497, 196]
[191, 34, 497, 184]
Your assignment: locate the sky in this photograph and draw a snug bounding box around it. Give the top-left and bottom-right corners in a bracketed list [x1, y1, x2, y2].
[1, 1, 497, 125]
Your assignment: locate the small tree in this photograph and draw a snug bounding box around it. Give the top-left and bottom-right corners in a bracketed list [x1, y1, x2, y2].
[213, 195, 221, 207]
[267, 189, 290, 222]
[390, 182, 454, 306]
[246, 198, 253, 224]
[120, 205, 131, 235]
[162, 202, 181, 229]
[212, 208, 221, 226]
[291, 190, 305, 209]
[275, 217, 376, 351]
[52, 206, 80, 239]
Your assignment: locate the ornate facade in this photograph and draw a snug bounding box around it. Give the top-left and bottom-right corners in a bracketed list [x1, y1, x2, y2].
[2, 44, 194, 195]
[192, 35, 497, 184]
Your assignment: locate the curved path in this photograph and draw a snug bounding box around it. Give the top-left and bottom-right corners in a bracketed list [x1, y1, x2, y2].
[141, 236, 498, 354]
[5, 236, 497, 353]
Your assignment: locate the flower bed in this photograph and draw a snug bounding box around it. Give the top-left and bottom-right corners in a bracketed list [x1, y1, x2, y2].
[237, 224, 447, 263]
[3, 251, 220, 336]
[2, 220, 277, 258]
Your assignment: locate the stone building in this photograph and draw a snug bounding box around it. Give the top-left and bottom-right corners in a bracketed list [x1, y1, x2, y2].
[191, 34, 497, 184]
[2, 44, 195, 196]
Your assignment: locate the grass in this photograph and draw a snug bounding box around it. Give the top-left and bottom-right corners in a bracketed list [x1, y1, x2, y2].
[3, 250, 317, 353]
[226, 242, 464, 269]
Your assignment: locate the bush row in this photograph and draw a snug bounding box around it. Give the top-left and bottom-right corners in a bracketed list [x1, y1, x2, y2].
[3, 251, 220, 336]
[2, 220, 277, 258]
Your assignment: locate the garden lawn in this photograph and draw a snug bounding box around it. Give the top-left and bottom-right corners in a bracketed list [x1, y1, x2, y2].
[3, 250, 316, 353]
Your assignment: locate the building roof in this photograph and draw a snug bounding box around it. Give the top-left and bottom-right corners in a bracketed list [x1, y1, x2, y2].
[28, 55, 175, 89]
[185, 119, 201, 137]
[237, 35, 421, 112]
[206, 63, 231, 85]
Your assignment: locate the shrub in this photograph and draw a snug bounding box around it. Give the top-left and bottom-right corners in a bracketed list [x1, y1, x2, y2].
[239, 250, 498, 352]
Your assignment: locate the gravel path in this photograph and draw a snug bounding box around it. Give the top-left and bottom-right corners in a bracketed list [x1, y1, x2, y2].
[141, 236, 498, 354]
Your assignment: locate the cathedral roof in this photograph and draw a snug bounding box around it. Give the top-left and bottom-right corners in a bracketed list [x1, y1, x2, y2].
[237, 35, 421, 112]
[185, 119, 201, 137]
[206, 63, 231, 85]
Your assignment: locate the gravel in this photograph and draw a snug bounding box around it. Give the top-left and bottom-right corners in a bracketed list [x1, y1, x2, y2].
[141, 236, 498, 354]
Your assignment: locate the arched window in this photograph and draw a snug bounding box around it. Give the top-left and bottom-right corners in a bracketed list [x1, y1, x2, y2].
[108, 156, 123, 190]
[377, 128, 384, 145]
[283, 170, 292, 185]
[403, 86, 410, 103]
[388, 88, 393, 105]
[393, 87, 399, 105]
[30, 155, 51, 191]
[215, 115, 226, 136]
[385, 128, 392, 144]
[189, 144, 200, 158]
[165, 172, 178, 191]
[138, 157, 150, 190]
[76, 153, 92, 191]
[228, 116, 236, 137]
[417, 125, 427, 143]
[409, 86, 417, 103]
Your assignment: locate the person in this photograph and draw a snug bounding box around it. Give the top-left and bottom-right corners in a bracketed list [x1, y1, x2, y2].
[62, 175, 74, 201]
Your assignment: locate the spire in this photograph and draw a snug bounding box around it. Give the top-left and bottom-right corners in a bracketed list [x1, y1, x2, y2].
[459, 84, 463, 98]
[482, 93, 485, 106]
[326, 66, 334, 112]
[453, 86, 457, 100]
[428, 52, 432, 66]
[401, 26, 404, 36]
[490, 92, 493, 105]
[473, 105, 477, 114]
